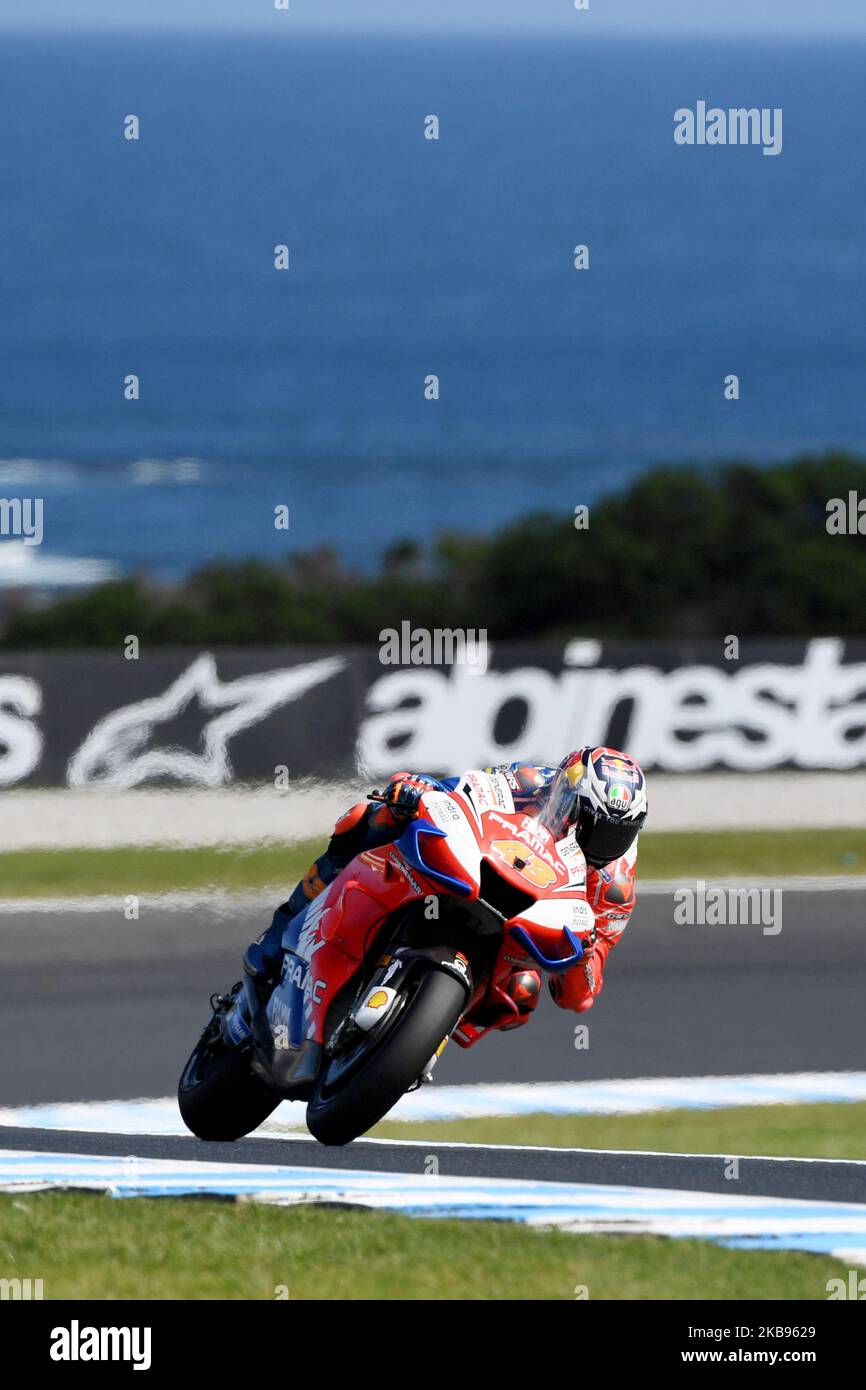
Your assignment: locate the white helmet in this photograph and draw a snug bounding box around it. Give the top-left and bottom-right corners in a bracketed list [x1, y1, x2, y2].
[538, 746, 648, 866]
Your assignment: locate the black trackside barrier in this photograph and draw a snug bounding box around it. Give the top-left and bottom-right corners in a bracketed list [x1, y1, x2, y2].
[0, 637, 863, 787]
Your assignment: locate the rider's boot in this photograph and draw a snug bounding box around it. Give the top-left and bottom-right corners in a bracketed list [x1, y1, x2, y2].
[242, 852, 335, 1004]
[243, 904, 294, 1005]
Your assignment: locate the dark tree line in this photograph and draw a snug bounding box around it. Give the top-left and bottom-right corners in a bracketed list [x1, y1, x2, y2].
[3, 453, 864, 648]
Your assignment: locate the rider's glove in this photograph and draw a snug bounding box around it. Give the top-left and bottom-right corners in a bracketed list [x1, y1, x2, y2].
[551, 926, 596, 976]
[382, 775, 429, 818]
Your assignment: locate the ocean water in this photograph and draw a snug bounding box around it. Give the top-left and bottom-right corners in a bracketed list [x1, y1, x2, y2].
[0, 31, 864, 582]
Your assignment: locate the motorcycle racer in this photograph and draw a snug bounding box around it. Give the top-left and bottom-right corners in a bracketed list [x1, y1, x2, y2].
[244, 747, 648, 1026]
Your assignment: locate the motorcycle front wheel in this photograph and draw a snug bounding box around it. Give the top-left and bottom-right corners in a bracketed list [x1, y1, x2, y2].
[305, 965, 467, 1146]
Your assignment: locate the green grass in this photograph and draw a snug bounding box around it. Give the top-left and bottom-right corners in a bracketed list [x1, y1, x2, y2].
[371, 1101, 866, 1160]
[638, 828, 866, 879]
[3, 828, 866, 899]
[0, 843, 319, 898]
[0, 1192, 848, 1300]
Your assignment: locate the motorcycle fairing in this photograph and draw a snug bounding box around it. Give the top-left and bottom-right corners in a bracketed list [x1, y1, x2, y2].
[256, 775, 595, 1079]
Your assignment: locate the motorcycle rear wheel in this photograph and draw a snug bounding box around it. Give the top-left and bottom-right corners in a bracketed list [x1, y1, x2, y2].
[178, 1037, 279, 1141]
[305, 965, 467, 1146]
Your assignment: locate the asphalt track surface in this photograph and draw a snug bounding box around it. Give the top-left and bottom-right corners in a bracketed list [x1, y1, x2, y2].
[1, 890, 863, 1107]
[1, 890, 864, 1202]
[0, 1123, 862, 1202]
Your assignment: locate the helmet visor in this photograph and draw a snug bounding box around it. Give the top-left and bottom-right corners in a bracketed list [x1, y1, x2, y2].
[575, 803, 644, 866]
[534, 765, 582, 840]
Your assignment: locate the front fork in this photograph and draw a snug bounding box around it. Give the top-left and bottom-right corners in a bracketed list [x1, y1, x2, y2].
[326, 943, 473, 1062]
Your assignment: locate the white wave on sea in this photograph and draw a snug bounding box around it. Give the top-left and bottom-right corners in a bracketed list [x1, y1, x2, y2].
[0, 541, 117, 588]
[127, 457, 204, 485]
[0, 457, 206, 487]
[0, 458, 81, 486]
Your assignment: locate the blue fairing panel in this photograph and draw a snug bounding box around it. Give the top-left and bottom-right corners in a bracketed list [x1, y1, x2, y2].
[265, 905, 311, 1050]
[396, 818, 473, 897]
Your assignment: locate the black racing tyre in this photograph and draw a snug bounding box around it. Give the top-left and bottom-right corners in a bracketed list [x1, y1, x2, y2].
[305, 966, 467, 1146]
[178, 1037, 279, 1141]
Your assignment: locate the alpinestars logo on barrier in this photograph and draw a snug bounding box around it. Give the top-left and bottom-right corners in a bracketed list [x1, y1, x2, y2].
[358, 638, 866, 774]
[67, 654, 345, 788]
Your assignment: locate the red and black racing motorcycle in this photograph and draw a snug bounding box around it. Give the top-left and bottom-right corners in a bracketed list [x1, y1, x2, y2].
[178, 770, 595, 1146]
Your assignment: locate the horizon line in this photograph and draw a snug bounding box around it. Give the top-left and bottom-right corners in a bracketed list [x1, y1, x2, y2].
[1, 24, 866, 39]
